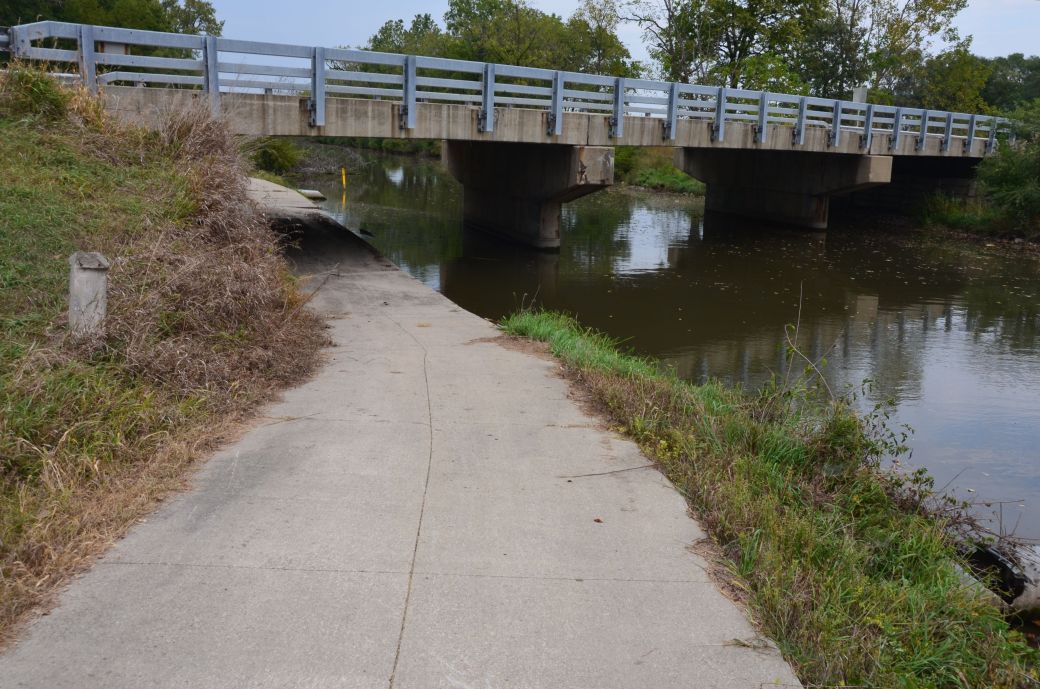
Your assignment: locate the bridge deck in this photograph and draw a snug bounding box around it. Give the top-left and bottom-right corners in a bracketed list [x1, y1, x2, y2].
[6, 20, 1007, 158]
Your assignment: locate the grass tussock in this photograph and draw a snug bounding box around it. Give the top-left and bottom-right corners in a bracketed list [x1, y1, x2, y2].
[0, 66, 326, 641]
[501, 310, 1040, 689]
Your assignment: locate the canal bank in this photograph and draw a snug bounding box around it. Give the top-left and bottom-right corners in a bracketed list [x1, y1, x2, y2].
[0, 204, 801, 687]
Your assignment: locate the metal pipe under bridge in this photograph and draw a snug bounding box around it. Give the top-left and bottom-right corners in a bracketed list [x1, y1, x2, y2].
[3, 21, 1012, 248]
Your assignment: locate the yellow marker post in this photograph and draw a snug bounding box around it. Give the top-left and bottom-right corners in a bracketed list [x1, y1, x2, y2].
[341, 166, 347, 189]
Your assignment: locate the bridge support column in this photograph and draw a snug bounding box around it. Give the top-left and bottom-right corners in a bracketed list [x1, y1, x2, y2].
[444, 142, 613, 250]
[676, 149, 892, 230]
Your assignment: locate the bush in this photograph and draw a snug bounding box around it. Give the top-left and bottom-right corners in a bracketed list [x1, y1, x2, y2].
[248, 137, 302, 174]
[974, 98, 1040, 236]
[0, 64, 70, 120]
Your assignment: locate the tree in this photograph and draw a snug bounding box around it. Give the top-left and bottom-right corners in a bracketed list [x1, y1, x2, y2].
[624, 0, 821, 88]
[981, 54, 1040, 112]
[363, 0, 637, 76]
[367, 14, 447, 56]
[2, 0, 222, 35]
[904, 46, 991, 113]
[797, 0, 967, 99]
[623, 0, 714, 83]
[565, 0, 641, 76]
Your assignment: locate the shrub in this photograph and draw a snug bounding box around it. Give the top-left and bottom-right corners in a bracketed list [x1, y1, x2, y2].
[248, 137, 302, 174]
[975, 98, 1040, 235]
[0, 64, 70, 120]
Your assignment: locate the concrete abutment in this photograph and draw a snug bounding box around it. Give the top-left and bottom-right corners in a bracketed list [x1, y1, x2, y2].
[676, 149, 893, 230]
[444, 141, 614, 250]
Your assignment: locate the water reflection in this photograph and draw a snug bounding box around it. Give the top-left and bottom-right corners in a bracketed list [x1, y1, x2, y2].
[309, 151, 1040, 539]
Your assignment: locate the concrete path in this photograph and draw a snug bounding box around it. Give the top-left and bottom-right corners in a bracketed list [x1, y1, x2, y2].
[0, 218, 801, 688]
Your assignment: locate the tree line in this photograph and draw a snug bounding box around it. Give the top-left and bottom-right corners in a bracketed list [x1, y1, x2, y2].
[5, 0, 1038, 116]
[368, 0, 1038, 116]
[2, 0, 222, 37]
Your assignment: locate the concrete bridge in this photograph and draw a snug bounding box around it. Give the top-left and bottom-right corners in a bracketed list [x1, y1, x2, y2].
[4, 21, 1009, 248]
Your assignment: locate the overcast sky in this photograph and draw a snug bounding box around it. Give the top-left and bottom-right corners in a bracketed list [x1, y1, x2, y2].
[210, 0, 1039, 64]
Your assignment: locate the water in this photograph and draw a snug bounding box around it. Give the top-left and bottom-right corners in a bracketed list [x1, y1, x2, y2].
[306, 151, 1040, 540]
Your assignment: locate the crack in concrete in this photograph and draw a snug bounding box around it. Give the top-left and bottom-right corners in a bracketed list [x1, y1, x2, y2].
[383, 313, 435, 689]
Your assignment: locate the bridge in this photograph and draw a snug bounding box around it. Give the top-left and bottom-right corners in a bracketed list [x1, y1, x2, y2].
[3, 21, 1010, 248]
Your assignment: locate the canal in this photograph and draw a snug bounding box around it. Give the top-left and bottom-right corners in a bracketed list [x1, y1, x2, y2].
[302, 150, 1040, 541]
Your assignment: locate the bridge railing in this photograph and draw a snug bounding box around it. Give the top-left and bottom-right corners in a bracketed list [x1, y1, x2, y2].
[3, 20, 1010, 152]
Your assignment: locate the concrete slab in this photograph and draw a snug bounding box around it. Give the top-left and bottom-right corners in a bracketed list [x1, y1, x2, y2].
[0, 215, 801, 687]
[393, 574, 801, 689]
[1, 564, 407, 689]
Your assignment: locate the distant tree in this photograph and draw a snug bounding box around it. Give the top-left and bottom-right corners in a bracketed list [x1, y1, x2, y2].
[367, 14, 447, 56]
[624, 0, 822, 88]
[362, 0, 638, 76]
[909, 46, 992, 113]
[2, 0, 222, 35]
[796, 0, 968, 99]
[563, 0, 641, 76]
[981, 53, 1040, 112]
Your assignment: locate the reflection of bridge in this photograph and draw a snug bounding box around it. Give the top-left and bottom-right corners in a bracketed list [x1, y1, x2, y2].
[4, 21, 1010, 247]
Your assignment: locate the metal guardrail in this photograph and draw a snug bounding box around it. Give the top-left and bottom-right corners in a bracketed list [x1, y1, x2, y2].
[4, 20, 1011, 152]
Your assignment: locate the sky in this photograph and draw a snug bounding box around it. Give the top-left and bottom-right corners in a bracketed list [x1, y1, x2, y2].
[209, 0, 1040, 65]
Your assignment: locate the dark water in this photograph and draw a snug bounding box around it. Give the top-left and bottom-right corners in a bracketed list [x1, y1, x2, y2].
[306, 152, 1040, 541]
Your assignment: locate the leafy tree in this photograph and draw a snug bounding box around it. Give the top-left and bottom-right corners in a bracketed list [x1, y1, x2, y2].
[2, 0, 222, 35]
[901, 46, 991, 113]
[624, 0, 823, 88]
[977, 98, 1040, 234]
[365, 0, 637, 76]
[796, 0, 967, 99]
[367, 14, 447, 56]
[981, 53, 1040, 112]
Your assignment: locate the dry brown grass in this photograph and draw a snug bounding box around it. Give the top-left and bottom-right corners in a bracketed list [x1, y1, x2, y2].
[0, 69, 327, 644]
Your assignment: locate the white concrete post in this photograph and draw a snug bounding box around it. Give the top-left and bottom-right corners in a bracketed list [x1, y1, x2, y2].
[68, 252, 111, 338]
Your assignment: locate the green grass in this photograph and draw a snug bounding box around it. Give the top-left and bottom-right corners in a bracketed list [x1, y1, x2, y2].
[501, 310, 1039, 689]
[614, 146, 705, 195]
[918, 193, 1019, 238]
[0, 68, 323, 641]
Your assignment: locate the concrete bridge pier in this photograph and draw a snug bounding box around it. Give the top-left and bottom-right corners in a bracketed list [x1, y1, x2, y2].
[444, 142, 614, 250]
[677, 149, 893, 230]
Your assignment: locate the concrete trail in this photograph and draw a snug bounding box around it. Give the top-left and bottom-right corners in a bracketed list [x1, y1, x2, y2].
[0, 215, 801, 687]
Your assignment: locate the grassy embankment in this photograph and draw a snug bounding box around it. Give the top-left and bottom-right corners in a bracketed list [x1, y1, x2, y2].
[502, 310, 1039, 689]
[920, 100, 1040, 241]
[614, 146, 705, 195]
[0, 68, 325, 641]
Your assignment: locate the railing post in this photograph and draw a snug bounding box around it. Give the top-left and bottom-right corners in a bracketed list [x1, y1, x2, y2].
[986, 117, 998, 154]
[943, 111, 954, 153]
[713, 87, 727, 143]
[203, 35, 220, 117]
[861, 104, 874, 150]
[400, 55, 416, 130]
[78, 24, 97, 94]
[479, 62, 495, 133]
[548, 70, 563, 136]
[309, 46, 326, 128]
[829, 100, 842, 147]
[889, 107, 902, 151]
[793, 96, 807, 146]
[610, 76, 625, 138]
[965, 114, 977, 154]
[663, 81, 678, 141]
[9, 25, 28, 57]
[755, 91, 768, 144]
[916, 110, 930, 152]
